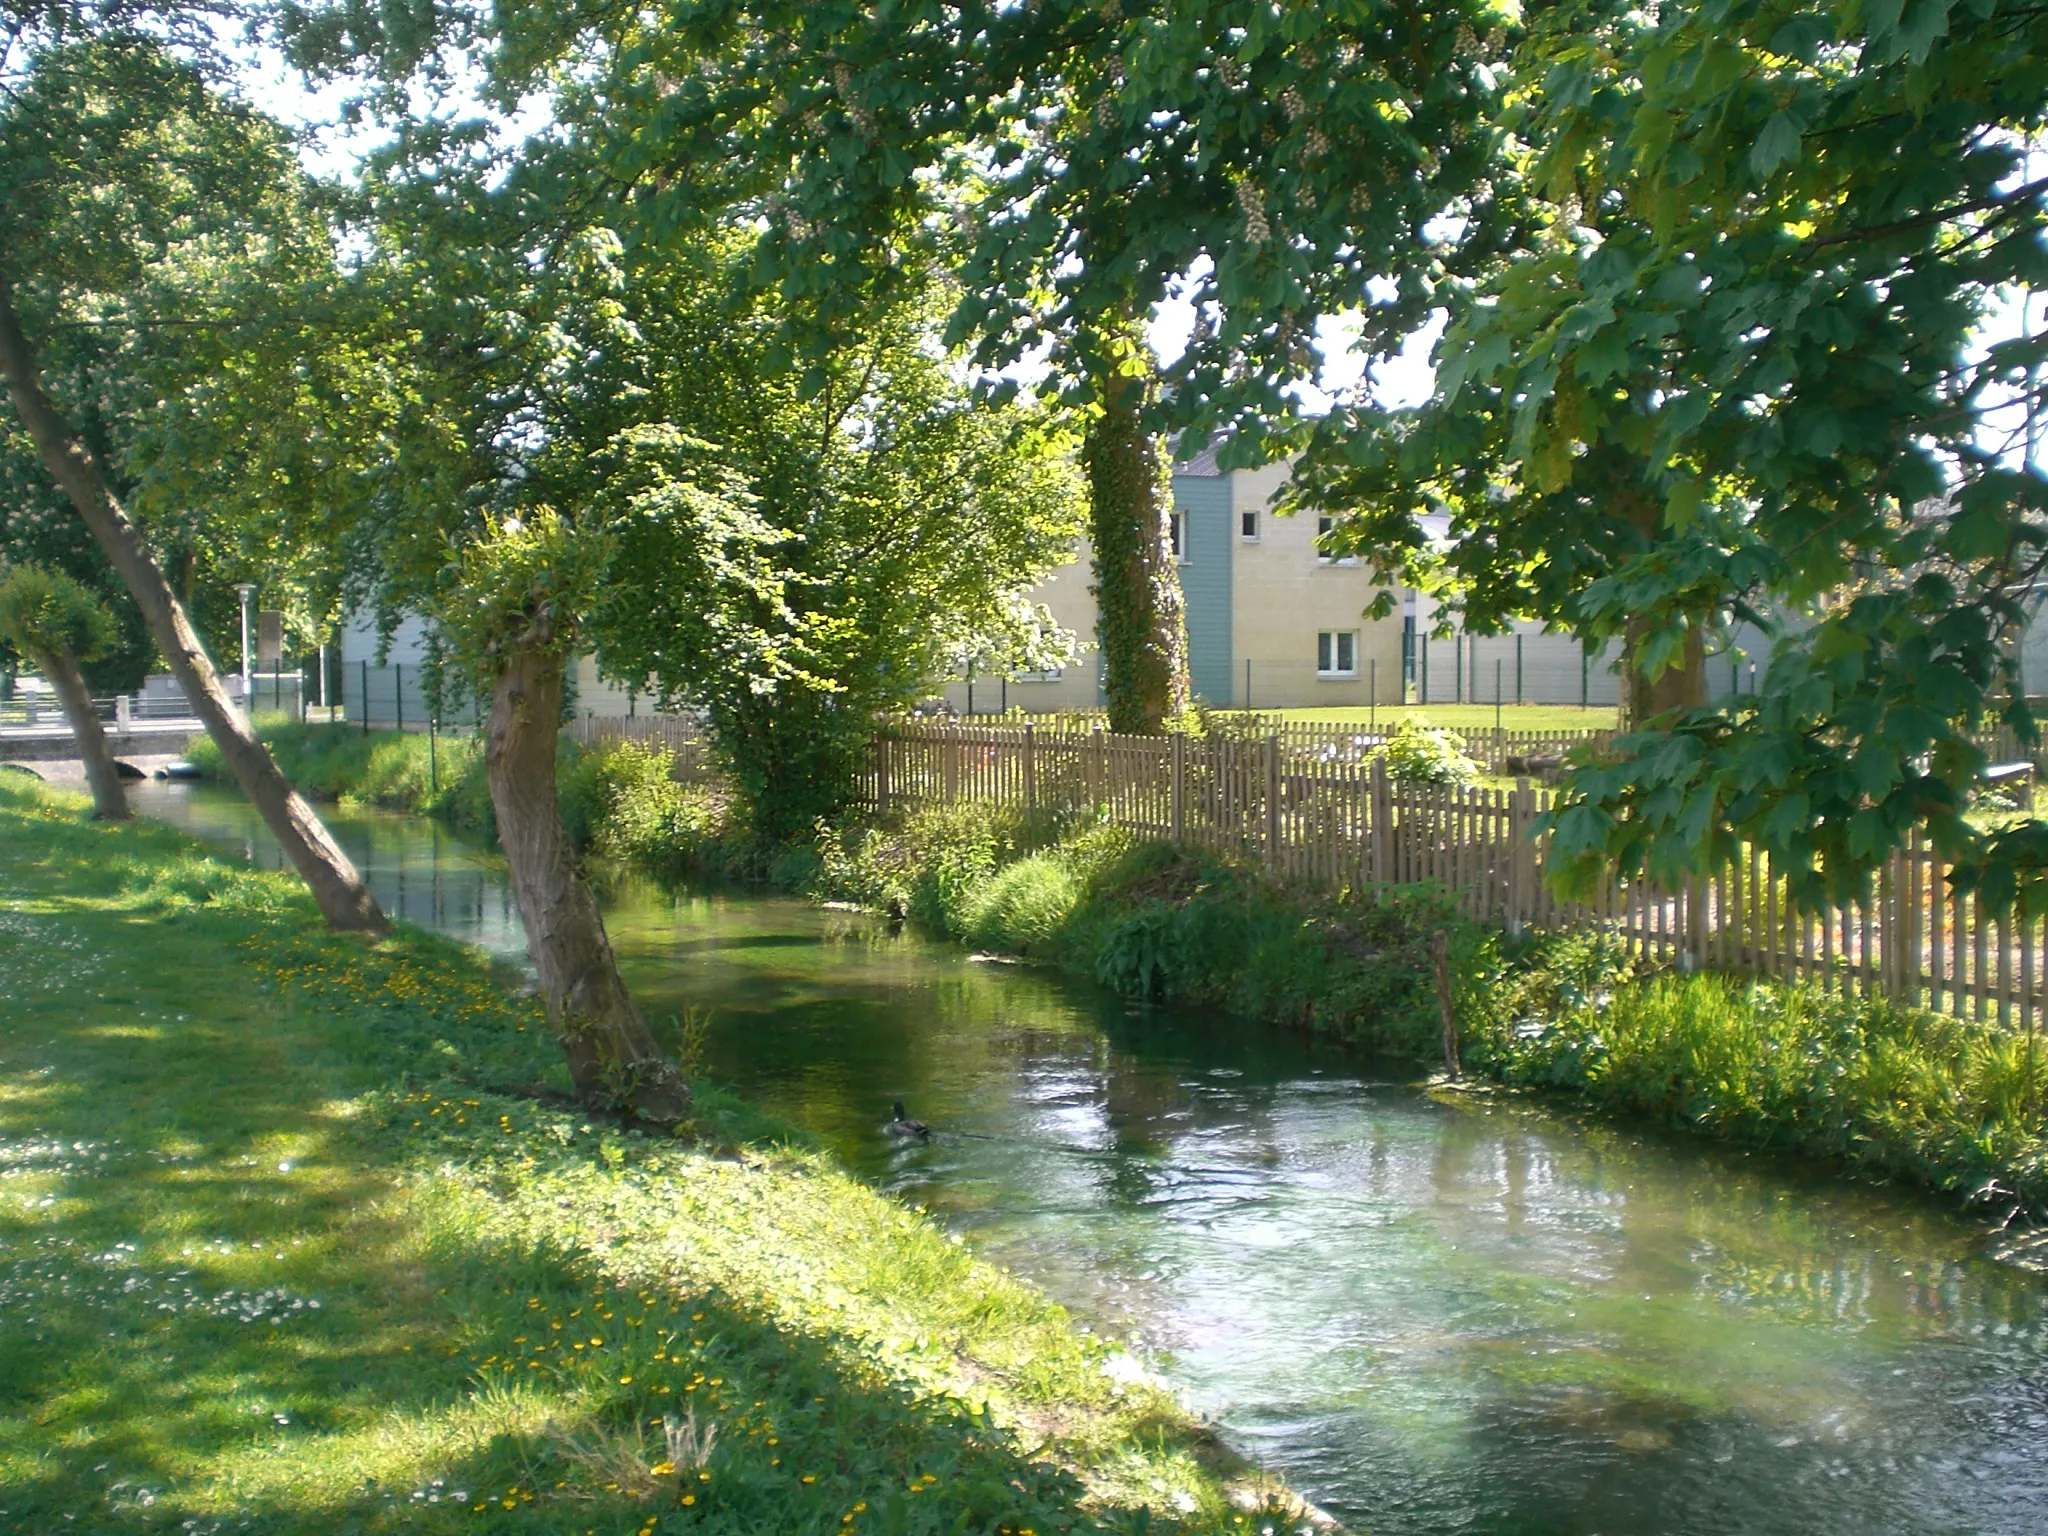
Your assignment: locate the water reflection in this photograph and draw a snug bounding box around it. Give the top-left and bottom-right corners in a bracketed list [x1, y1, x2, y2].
[138, 785, 2048, 1535]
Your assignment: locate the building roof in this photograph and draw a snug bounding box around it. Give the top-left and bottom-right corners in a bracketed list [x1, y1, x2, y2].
[1173, 442, 1225, 477]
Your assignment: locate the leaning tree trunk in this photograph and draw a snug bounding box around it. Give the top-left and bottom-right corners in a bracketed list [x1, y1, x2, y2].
[484, 641, 690, 1126]
[1083, 339, 1190, 735]
[0, 277, 384, 931]
[28, 641, 130, 820]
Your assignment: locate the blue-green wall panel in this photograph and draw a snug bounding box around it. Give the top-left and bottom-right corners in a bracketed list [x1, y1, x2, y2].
[1172, 474, 1234, 705]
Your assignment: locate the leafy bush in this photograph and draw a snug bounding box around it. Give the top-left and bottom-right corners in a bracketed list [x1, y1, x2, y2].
[812, 798, 1083, 928]
[1374, 717, 1478, 785]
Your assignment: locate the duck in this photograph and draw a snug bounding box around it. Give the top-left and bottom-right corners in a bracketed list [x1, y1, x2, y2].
[886, 1100, 930, 1139]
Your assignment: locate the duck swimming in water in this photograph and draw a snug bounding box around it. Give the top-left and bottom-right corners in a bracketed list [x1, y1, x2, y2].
[886, 1101, 930, 1139]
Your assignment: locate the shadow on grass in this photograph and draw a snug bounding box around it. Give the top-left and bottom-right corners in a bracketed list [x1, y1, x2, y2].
[0, 784, 1242, 1535]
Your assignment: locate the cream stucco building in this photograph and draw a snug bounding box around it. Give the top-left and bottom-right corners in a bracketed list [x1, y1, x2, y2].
[943, 447, 1410, 713]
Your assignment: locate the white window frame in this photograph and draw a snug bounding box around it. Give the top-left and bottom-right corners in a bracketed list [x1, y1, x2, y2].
[1315, 513, 1361, 567]
[1240, 508, 1260, 541]
[1317, 630, 1359, 678]
[1169, 510, 1189, 563]
[1012, 667, 1065, 683]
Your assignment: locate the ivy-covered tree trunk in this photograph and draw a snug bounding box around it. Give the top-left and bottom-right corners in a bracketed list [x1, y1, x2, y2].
[27, 639, 129, 820]
[484, 640, 690, 1126]
[1083, 341, 1189, 734]
[0, 277, 386, 931]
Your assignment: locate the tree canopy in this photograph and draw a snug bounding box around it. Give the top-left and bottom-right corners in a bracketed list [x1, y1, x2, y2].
[1291, 0, 2048, 906]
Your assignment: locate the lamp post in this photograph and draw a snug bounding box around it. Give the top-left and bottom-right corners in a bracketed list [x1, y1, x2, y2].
[235, 583, 257, 703]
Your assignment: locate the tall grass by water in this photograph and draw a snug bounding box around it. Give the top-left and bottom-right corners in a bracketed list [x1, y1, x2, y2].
[1487, 969, 2048, 1209]
[0, 776, 1294, 1534]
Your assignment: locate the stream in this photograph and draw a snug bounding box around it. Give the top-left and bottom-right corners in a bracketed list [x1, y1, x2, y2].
[135, 783, 2048, 1535]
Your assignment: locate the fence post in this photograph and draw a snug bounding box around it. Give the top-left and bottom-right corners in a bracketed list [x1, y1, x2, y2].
[394, 662, 404, 733]
[115, 693, 131, 731]
[361, 660, 370, 736]
[1171, 731, 1186, 842]
[1264, 732, 1281, 870]
[1370, 755, 1392, 886]
[1022, 723, 1036, 813]
[876, 730, 892, 814]
[1508, 776, 1532, 936]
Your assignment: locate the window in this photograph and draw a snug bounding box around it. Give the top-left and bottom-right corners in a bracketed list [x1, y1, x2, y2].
[1169, 510, 1188, 562]
[1241, 509, 1259, 540]
[1316, 513, 1360, 566]
[1013, 667, 1064, 683]
[1317, 630, 1358, 678]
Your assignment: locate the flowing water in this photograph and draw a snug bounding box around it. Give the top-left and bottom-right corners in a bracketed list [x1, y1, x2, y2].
[136, 784, 2048, 1534]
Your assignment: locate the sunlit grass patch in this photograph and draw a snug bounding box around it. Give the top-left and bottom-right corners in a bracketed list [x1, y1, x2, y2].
[0, 777, 1293, 1535]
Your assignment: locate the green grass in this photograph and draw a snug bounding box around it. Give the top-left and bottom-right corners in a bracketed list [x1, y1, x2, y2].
[188, 718, 496, 835]
[1210, 704, 1617, 733]
[0, 778, 1298, 1536]
[1480, 965, 2048, 1210]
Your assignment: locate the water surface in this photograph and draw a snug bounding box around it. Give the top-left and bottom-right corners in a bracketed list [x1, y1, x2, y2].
[136, 784, 2048, 1535]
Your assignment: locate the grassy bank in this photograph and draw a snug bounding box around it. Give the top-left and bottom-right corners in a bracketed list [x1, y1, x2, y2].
[187, 719, 497, 836]
[0, 777, 1301, 1535]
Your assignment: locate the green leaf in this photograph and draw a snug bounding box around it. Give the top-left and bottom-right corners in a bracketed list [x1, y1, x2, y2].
[1749, 112, 1803, 179]
[1664, 480, 1703, 532]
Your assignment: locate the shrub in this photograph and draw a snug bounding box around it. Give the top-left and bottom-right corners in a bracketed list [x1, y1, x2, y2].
[1374, 717, 1478, 785]
[1487, 971, 2048, 1208]
[959, 853, 1081, 953]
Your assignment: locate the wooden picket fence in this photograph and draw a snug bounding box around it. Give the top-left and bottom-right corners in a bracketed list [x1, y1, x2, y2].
[865, 720, 2048, 1031]
[564, 713, 715, 780]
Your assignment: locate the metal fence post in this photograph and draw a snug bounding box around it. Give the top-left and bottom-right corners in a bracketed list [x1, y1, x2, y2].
[361, 660, 370, 735]
[394, 663, 404, 733]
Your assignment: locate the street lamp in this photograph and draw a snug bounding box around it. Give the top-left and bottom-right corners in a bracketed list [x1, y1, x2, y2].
[236, 583, 257, 701]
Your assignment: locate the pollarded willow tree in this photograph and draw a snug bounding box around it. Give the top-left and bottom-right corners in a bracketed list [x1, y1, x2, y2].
[370, 0, 1506, 731]
[1293, 0, 2048, 907]
[348, 120, 1082, 1107]
[337, 141, 695, 1124]
[0, 561, 131, 819]
[0, 18, 384, 930]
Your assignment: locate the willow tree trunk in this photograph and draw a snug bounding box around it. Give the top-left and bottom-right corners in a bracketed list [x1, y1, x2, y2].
[28, 641, 129, 820]
[1083, 345, 1190, 735]
[485, 643, 690, 1127]
[0, 278, 385, 931]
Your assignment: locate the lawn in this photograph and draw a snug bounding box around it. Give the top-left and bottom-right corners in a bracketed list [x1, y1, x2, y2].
[1214, 704, 1618, 733]
[0, 778, 1293, 1536]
